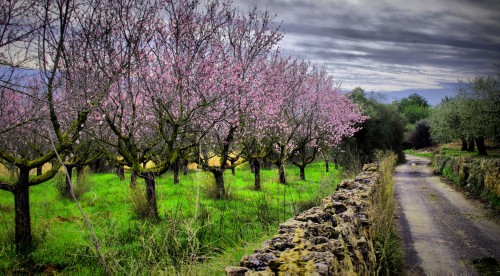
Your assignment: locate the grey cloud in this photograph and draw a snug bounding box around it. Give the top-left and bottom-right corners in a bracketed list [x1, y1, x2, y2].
[236, 0, 500, 98]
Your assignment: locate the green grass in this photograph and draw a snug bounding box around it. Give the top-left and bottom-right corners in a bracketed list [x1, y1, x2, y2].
[0, 161, 339, 274]
[405, 142, 500, 159]
[440, 148, 500, 159]
[403, 149, 433, 158]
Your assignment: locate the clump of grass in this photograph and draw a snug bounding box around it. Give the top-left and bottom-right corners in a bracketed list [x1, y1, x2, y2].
[54, 173, 94, 199]
[373, 151, 404, 275]
[128, 187, 151, 219]
[0, 203, 13, 213]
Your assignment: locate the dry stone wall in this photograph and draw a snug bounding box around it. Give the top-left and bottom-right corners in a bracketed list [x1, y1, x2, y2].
[225, 163, 380, 276]
[432, 155, 500, 201]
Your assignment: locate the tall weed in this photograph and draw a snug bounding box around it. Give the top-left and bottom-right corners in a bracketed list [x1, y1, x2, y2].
[128, 186, 150, 219]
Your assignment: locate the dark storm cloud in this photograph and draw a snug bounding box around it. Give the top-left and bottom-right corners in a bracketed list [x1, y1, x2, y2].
[234, 0, 500, 97]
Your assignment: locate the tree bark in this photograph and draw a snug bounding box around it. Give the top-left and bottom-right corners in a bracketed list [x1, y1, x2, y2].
[249, 160, 255, 173]
[461, 139, 468, 151]
[212, 170, 225, 200]
[144, 175, 158, 218]
[173, 158, 179, 185]
[76, 165, 84, 182]
[130, 171, 137, 188]
[14, 168, 31, 252]
[299, 165, 306, 181]
[36, 166, 43, 176]
[231, 167, 235, 175]
[182, 160, 188, 175]
[325, 160, 329, 172]
[65, 165, 75, 196]
[277, 160, 287, 184]
[475, 137, 488, 156]
[253, 159, 261, 190]
[467, 139, 475, 152]
[117, 166, 125, 181]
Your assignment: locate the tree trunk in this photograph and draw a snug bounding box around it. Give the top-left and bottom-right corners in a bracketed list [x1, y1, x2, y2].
[173, 158, 179, 185]
[325, 160, 329, 172]
[231, 167, 235, 175]
[253, 159, 261, 190]
[461, 139, 468, 151]
[130, 171, 137, 188]
[467, 139, 475, 152]
[182, 160, 188, 175]
[144, 175, 158, 218]
[212, 170, 225, 200]
[475, 137, 488, 156]
[14, 168, 31, 252]
[65, 165, 75, 196]
[76, 165, 84, 182]
[277, 161, 287, 184]
[36, 166, 43, 176]
[90, 159, 100, 173]
[117, 166, 125, 181]
[299, 165, 306, 181]
[249, 160, 255, 173]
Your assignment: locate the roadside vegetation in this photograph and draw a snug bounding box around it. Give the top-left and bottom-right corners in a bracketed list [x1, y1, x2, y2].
[373, 151, 404, 275]
[405, 141, 500, 159]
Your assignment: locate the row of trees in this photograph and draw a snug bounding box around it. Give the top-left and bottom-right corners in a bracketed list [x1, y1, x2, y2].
[379, 72, 499, 156]
[338, 71, 499, 172]
[429, 74, 500, 155]
[0, 0, 365, 251]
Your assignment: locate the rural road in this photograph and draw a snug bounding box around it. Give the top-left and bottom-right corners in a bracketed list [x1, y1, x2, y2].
[394, 154, 500, 275]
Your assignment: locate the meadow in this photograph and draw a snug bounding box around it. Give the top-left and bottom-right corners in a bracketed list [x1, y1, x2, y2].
[0, 162, 340, 274]
[404, 140, 500, 159]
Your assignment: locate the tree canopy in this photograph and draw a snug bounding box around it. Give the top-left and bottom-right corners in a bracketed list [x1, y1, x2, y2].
[429, 73, 500, 155]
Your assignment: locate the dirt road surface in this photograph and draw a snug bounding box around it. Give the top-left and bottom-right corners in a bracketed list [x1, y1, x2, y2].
[395, 154, 500, 275]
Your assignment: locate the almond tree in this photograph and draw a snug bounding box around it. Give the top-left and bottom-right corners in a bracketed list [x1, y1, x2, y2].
[0, 0, 95, 251]
[269, 63, 366, 182]
[0, 0, 147, 251]
[238, 53, 291, 190]
[197, 6, 283, 199]
[91, 0, 169, 218]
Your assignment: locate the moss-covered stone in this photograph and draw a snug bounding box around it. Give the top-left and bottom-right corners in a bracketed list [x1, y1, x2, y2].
[229, 164, 380, 275]
[432, 155, 499, 204]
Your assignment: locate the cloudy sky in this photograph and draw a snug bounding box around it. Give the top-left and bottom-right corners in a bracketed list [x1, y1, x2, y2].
[234, 0, 500, 104]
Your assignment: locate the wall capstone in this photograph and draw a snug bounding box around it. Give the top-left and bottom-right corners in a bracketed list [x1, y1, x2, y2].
[225, 163, 380, 275]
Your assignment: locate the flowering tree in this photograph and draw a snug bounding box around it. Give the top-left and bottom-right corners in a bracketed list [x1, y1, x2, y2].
[268, 63, 366, 183]
[0, 0, 93, 250]
[0, 0, 152, 250]
[238, 53, 291, 190]
[197, 6, 283, 199]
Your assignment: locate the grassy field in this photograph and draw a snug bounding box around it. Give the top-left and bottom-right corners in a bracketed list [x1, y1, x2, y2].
[0, 162, 340, 274]
[405, 140, 500, 159]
